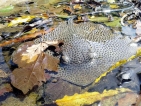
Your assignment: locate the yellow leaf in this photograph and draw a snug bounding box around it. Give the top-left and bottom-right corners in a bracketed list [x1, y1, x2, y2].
[110, 4, 119, 9]
[73, 4, 82, 10]
[8, 15, 35, 27]
[55, 88, 131, 106]
[95, 59, 127, 83]
[108, 0, 115, 3]
[7, 15, 47, 27]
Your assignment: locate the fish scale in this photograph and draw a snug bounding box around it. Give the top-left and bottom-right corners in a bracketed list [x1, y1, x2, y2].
[34, 21, 137, 86]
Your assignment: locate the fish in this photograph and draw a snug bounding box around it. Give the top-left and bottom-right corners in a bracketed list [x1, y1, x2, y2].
[34, 19, 137, 86]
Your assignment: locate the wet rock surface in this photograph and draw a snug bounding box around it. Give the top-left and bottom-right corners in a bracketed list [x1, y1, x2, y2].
[44, 78, 82, 104]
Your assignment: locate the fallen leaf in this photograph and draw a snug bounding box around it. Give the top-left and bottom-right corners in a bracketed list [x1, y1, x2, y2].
[99, 92, 139, 106]
[110, 4, 119, 9]
[118, 93, 138, 106]
[0, 69, 8, 78]
[22, 43, 48, 59]
[11, 41, 60, 94]
[73, 4, 82, 10]
[94, 59, 127, 83]
[42, 53, 59, 71]
[88, 16, 121, 27]
[21, 54, 38, 63]
[136, 94, 141, 106]
[0, 28, 54, 47]
[0, 84, 13, 96]
[22, 40, 61, 60]
[12, 41, 34, 66]
[104, 18, 121, 27]
[13, 41, 60, 67]
[55, 88, 131, 106]
[8, 15, 35, 27]
[0, 5, 14, 13]
[107, 0, 115, 3]
[89, 16, 109, 22]
[11, 53, 46, 94]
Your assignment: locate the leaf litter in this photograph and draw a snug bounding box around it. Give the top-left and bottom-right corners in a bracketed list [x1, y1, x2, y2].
[0, 0, 141, 105]
[0, 69, 8, 78]
[0, 84, 13, 96]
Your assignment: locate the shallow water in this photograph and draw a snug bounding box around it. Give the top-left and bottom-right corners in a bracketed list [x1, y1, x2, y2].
[0, 0, 141, 106]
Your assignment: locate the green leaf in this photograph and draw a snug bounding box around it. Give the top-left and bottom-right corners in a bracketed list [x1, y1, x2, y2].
[89, 17, 121, 28]
[89, 17, 109, 22]
[104, 18, 121, 27]
[0, 5, 14, 13]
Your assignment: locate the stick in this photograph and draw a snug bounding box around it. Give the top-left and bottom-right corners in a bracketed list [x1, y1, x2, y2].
[0, 28, 54, 47]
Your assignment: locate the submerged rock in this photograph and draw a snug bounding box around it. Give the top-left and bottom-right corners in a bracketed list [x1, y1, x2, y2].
[1, 92, 38, 106]
[44, 79, 81, 104]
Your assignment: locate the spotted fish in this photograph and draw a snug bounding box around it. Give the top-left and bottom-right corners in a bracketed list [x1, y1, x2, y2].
[34, 19, 137, 86]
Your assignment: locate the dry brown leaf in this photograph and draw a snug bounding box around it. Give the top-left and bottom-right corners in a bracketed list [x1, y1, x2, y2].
[136, 94, 141, 106]
[11, 53, 46, 94]
[0, 84, 13, 96]
[0, 69, 8, 78]
[13, 41, 61, 65]
[12, 41, 35, 67]
[22, 40, 61, 60]
[11, 52, 59, 94]
[118, 93, 138, 106]
[42, 53, 59, 71]
[11, 41, 60, 94]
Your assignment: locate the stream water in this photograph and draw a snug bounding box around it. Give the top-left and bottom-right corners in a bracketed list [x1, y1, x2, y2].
[0, 0, 141, 106]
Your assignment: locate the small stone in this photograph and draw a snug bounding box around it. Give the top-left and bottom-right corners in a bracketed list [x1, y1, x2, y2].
[52, 78, 58, 83]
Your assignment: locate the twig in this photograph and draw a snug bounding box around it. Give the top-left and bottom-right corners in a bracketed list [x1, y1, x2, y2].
[0, 28, 54, 47]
